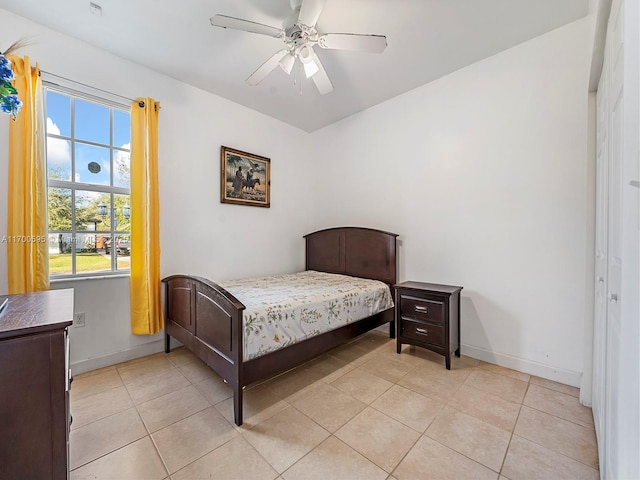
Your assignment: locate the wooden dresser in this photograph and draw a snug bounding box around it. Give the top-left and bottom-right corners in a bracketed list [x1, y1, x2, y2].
[0, 289, 74, 480]
[395, 281, 462, 369]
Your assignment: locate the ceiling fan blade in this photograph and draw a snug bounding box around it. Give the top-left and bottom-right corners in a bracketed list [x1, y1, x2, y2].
[310, 50, 333, 95]
[298, 0, 326, 27]
[319, 33, 387, 53]
[210, 14, 283, 38]
[246, 50, 289, 86]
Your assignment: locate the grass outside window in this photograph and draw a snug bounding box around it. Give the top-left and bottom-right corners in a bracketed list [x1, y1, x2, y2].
[50, 252, 130, 275]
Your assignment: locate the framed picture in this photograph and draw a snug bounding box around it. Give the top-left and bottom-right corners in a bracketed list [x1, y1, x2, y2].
[220, 146, 271, 208]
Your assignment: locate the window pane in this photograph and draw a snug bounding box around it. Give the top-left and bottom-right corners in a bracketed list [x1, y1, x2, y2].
[48, 188, 73, 231]
[75, 99, 110, 144]
[115, 234, 131, 272]
[114, 149, 130, 188]
[46, 91, 71, 137]
[76, 190, 110, 230]
[114, 194, 131, 232]
[76, 248, 111, 274]
[94, 193, 113, 231]
[96, 233, 110, 252]
[49, 233, 72, 275]
[46, 137, 72, 181]
[75, 143, 111, 185]
[76, 233, 97, 253]
[114, 110, 131, 147]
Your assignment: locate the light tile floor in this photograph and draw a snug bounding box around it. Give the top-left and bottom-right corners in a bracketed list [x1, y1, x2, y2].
[69, 330, 599, 480]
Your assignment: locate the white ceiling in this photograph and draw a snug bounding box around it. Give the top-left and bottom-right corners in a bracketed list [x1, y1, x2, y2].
[1, 0, 588, 132]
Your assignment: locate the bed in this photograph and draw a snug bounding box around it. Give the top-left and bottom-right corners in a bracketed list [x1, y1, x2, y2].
[162, 227, 398, 426]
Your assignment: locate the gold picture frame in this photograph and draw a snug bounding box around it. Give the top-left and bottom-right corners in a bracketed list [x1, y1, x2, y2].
[220, 146, 271, 208]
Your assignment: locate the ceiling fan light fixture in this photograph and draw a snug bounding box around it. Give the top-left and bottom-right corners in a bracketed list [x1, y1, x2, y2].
[303, 59, 319, 78]
[298, 44, 314, 63]
[279, 53, 295, 75]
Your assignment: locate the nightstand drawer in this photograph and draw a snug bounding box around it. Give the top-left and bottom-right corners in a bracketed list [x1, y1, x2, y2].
[401, 319, 445, 347]
[400, 296, 444, 324]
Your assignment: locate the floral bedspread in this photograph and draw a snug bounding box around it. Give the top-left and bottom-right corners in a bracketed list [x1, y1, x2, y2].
[218, 270, 393, 361]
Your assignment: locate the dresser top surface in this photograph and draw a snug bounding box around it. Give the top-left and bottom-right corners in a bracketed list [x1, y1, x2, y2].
[0, 289, 74, 339]
[395, 281, 463, 295]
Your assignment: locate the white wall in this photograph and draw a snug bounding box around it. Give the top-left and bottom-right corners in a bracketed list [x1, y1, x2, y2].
[0, 9, 313, 372]
[308, 18, 593, 386]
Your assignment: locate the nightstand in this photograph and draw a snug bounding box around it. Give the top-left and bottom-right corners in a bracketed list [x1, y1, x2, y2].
[395, 281, 463, 369]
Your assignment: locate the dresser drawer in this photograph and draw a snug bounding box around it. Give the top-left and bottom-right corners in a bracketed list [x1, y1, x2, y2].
[400, 296, 444, 324]
[401, 319, 445, 347]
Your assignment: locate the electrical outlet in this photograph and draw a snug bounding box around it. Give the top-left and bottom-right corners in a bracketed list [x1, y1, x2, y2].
[74, 312, 86, 328]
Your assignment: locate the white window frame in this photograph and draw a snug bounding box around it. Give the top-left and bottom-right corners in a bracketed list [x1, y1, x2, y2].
[44, 81, 132, 279]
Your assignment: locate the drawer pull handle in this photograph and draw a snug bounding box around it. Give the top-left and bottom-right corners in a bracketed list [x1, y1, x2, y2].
[416, 328, 429, 336]
[414, 305, 428, 313]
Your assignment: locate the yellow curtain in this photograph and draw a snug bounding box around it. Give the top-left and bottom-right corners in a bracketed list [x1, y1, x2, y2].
[7, 56, 49, 293]
[130, 98, 162, 335]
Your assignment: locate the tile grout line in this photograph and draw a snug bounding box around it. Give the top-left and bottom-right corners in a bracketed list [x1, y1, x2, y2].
[147, 429, 171, 478]
[70, 367, 149, 472]
[497, 380, 528, 476]
[507, 431, 600, 472]
[261, 431, 338, 479]
[509, 385, 599, 472]
[425, 363, 511, 475]
[240, 406, 332, 478]
[518, 402, 595, 429]
[70, 382, 124, 403]
[149, 389, 244, 477]
[404, 363, 515, 475]
[122, 360, 171, 478]
[522, 385, 595, 429]
[387, 409, 443, 478]
[459, 375, 528, 406]
[118, 357, 225, 479]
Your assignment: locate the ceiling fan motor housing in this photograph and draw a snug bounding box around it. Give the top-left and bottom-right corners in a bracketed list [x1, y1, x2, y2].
[283, 12, 303, 39]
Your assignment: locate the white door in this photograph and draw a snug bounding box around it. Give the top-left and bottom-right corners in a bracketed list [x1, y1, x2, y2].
[593, 0, 640, 478]
[604, 0, 623, 470]
[593, 57, 609, 473]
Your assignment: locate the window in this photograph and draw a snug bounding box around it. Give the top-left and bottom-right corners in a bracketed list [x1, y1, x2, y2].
[45, 85, 131, 277]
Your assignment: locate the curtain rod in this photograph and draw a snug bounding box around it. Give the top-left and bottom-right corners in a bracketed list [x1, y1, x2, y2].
[39, 70, 146, 107]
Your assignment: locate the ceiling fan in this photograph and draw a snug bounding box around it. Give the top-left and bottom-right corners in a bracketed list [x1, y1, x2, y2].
[210, 0, 387, 95]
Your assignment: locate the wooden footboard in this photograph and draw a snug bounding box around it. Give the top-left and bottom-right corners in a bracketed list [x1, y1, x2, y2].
[162, 275, 246, 425]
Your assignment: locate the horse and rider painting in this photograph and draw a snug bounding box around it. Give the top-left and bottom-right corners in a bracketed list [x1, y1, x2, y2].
[221, 146, 271, 208]
[233, 165, 261, 195]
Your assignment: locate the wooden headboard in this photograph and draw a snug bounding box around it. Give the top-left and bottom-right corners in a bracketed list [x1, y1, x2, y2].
[304, 227, 398, 287]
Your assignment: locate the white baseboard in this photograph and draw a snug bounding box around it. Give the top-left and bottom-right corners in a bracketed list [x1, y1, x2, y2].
[71, 339, 175, 375]
[461, 344, 583, 388]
